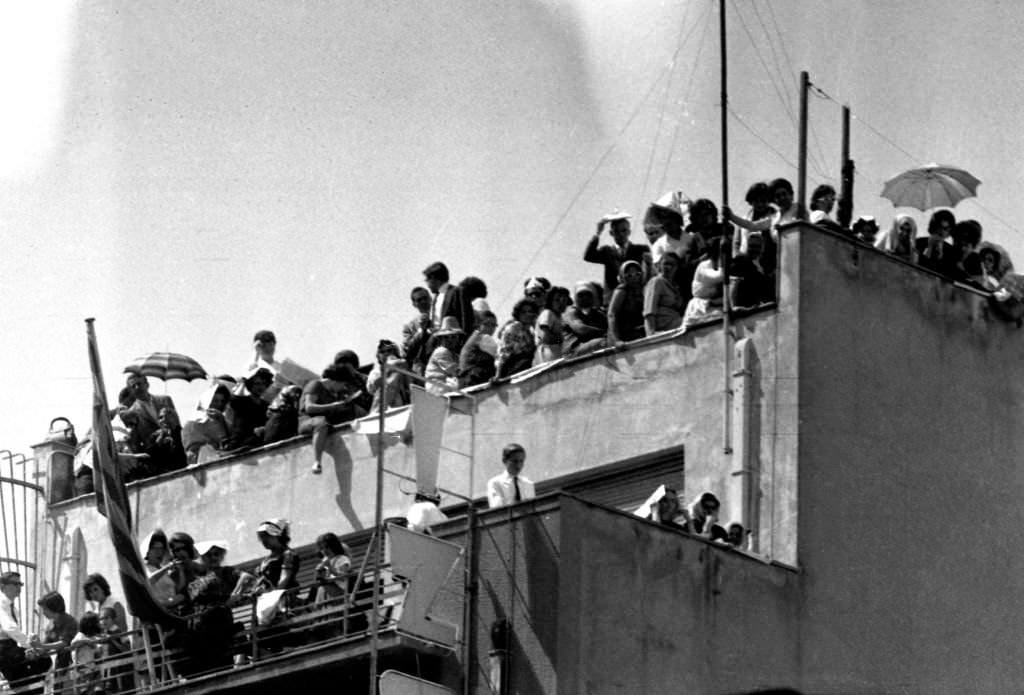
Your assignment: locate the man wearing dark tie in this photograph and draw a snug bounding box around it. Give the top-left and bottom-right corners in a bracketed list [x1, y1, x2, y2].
[0, 572, 48, 684]
[487, 443, 536, 508]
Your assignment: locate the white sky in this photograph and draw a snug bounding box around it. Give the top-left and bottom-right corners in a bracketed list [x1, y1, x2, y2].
[2, 0, 1022, 454]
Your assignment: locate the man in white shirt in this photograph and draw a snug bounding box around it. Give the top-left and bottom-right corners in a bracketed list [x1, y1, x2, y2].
[487, 443, 536, 508]
[0, 572, 47, 683]
[423, 261, 454, 330]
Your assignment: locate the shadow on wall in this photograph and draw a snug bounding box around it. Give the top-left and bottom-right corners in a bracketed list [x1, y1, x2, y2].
[327, 435, 362, 531]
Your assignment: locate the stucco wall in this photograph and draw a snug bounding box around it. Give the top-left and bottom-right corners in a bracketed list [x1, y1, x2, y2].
[557, 496, 801, 694]
[796, 226, 1024, 693]
[42, 283, 799, 608]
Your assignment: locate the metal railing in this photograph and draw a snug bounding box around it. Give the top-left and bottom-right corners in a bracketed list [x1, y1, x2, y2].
[3, 570, 407, 694]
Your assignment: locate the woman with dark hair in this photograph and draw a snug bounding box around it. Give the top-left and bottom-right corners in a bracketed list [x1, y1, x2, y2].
[35, 591, 77, 681]
[496, 298, 540, 378]
[915, 209, 956, 274]
[447, 276, 488, 335]
[255, 519, 300, 592]
[182, 383, 232, 464]
[535, 286, 571, 363]
[643, 252, 685, 336]
[82, 573, 127, 633]
[166, 531, 204, 614]
[683, 237, 726, 328]
[367, 340, 410, 411]
[141, 529, 178, 607]
[224, 367, 273, 449]
[301, 364, 369, 474]
[608, 260, 646, 344]
[312, 533, 352, 606]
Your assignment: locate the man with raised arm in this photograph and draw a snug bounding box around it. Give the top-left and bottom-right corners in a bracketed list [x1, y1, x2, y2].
[583, 209, 650, 304]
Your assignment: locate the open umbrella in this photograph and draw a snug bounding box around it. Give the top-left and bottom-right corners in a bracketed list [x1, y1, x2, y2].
[124, 352, 208, 382]
[881, 163, 981, 211]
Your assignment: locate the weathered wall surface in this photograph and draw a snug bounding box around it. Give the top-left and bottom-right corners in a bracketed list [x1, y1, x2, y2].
[796, 227, 1024, 693]
[557, 496, 801, 694]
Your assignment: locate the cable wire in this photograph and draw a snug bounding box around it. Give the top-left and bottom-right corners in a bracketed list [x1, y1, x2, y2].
[727, 106, 799, 171]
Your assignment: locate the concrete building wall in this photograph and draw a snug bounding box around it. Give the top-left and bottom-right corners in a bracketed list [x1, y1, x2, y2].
[795, 227, 1024, 693]
[43, 297, 799, 605]
[557, 496, 801, 694]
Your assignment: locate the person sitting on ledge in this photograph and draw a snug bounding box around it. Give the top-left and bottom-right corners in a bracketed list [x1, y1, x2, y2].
[634, 485, 685, 530]
[487, 443, 536, 508]
[683, 237, 726, 329]
[685, 492, 727, 541]
[182, 383, 232, 464]
[121, 371, 185, 477]
[301, 364, 368, 474]
[562, 282, 607, 357]
[262, 384, 303, 445]
[406, 490, 448, 535]
[223, 367, 273, 450]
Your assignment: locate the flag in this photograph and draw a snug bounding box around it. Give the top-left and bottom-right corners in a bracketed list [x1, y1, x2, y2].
[411, 386, 447, 496]
[86, 319, 184, 630]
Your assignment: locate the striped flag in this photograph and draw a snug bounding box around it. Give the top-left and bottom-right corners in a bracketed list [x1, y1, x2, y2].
[87, 319, 183, 629]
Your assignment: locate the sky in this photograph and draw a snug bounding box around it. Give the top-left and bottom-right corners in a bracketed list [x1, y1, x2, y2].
[1, 0, 1023, 455]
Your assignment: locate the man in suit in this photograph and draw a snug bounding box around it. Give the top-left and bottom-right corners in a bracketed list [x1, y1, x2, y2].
[0, 572, 48, 684]
[583, 210, 650, 304]
[487, 443, 536, 508]
[120, 372, 185, 476]
[423, 261, 458, 329]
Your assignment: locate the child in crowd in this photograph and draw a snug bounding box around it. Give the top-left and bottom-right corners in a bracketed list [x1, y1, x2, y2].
[71, 612, 103, 694]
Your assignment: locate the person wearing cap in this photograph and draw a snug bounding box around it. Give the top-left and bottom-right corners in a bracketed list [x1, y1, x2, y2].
[487, 443, 536, 508]
[562, 282, 608, 357]
[584, 210, 651, 304]
[406, 491, 449, 534]
[425, 317, 467, 396]
[608, 260, 646, 344]
[301, 364, 369, 474]
[851, 215, 879, 245]
[367, 340, 410, 411]
[256, 519, 300, 592]
[0, 571, 48, 683]
[458, 310, 499, 387]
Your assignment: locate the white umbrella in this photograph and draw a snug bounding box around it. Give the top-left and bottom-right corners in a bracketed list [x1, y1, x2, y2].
[881, 163, 980, 211]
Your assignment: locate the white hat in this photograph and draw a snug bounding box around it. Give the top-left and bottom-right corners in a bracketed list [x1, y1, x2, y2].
[194, 540, 229, 557]
[602, 208, 632, 222]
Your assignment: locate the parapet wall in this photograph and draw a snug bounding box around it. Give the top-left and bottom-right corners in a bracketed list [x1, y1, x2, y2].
[41, 290, 799, 608]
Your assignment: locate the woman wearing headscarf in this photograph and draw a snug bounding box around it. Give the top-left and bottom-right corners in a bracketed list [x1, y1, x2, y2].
[182, 384, 232, 464]
[633, 485, 685, 530]
[643, 251, 685, 335]
[608, 260, 646, 344]
[874, 215, 917, 262]
[255, 519, 300, 593]
[496, 298, 540, 378]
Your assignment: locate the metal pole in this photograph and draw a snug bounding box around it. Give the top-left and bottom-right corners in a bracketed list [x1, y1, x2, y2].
[720, 0, 732, 456]
[798, 71, 809, 220]
[839, 105, 854, 228]
[462, 395, 477, 695]
[368, 357, 387, 695]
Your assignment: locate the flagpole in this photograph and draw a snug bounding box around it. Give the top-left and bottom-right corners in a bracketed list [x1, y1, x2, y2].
[369, 355, 386, 695]
[720, 0, 733, 456]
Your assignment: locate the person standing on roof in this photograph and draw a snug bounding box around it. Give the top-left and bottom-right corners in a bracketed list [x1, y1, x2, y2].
[487, 443, 536, 508]
[583, 209, 651, 304]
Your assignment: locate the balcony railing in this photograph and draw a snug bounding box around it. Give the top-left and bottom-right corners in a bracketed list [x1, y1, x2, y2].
[4, 569, 408, 694]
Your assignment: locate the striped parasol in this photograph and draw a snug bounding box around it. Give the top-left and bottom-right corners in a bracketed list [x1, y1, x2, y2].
[124, 352, 208, 382]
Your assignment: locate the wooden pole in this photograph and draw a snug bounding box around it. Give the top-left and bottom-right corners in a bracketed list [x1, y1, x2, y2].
[720, 0, 733, 455]
[368, 358, 386, 695]
[839, 105, 854, 228]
